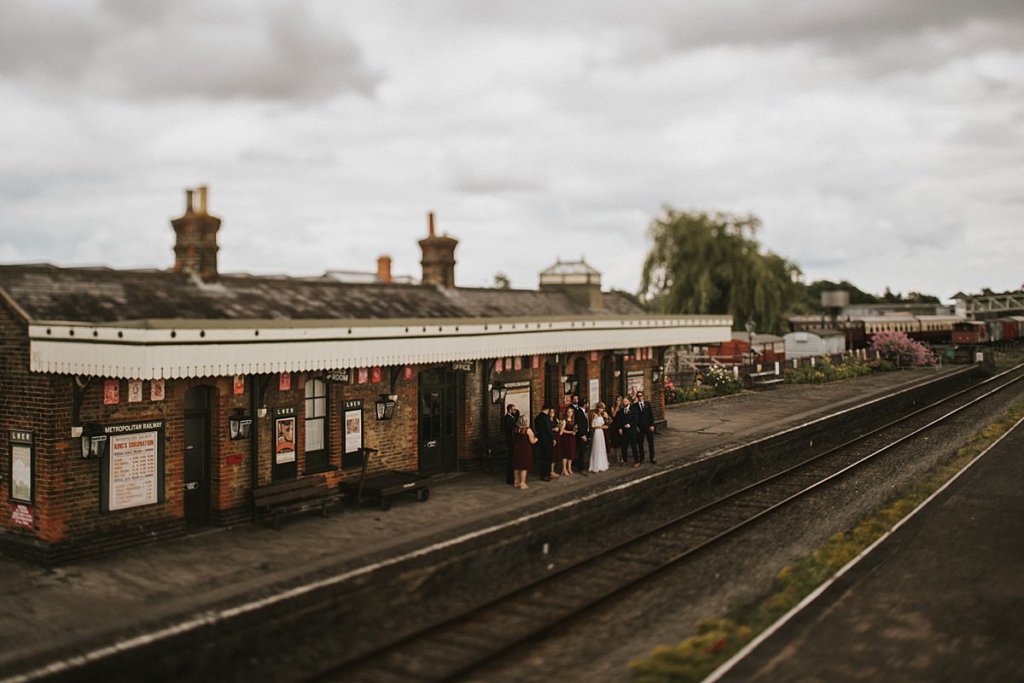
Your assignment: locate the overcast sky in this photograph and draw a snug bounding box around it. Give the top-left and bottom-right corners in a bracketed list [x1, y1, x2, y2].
[2, 1, 1022, 301]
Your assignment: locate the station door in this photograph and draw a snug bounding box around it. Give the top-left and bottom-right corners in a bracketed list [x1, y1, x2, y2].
[418, 368, 459, 475]
[183, 386, 212, 527]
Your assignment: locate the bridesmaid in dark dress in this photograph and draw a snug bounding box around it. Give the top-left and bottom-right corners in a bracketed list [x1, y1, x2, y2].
[512, 415, 537, 489]
[559, 408, 578, 476]
[609, 396, 623, 463]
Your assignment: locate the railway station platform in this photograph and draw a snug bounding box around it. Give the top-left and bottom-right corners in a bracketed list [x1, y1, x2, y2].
[0, 366, 978, 679]
[711, 412, 1024, 682]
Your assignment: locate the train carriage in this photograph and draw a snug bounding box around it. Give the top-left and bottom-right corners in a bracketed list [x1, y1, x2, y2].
[952, 320, 989, 345]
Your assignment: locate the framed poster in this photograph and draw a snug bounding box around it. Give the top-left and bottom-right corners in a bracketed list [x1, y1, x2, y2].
[274, 416, 297, 465]
[150, 378, 165, 401]
[627, 371, 645, 398]
[504, 383, 531, 425]
[9, 430, 33, 504]
[233, 375, 246, 395]
[104, 379, 120, 405]
[279, 373, 291, 391]
[127, 379, 143, 403]
[342, 399, 364, 469]
[100, 420, 166, 513]
[588, 378, 600, 406]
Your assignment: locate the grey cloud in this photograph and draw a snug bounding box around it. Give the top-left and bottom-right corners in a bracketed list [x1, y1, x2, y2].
[644, 0, 1024, 52]
[0, 0, 381, 101]
[950, 120, 1023, 149]
[0, 3, 107, 82]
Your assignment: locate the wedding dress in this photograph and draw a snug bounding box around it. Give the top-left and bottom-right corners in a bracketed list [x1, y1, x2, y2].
[588, 415, 610, 472]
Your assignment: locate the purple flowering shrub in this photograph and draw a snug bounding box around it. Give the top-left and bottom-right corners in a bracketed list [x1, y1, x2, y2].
[870, 330, 936, 367]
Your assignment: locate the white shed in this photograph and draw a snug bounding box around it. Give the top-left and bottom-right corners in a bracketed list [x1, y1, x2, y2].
[783, 329, 846, 359]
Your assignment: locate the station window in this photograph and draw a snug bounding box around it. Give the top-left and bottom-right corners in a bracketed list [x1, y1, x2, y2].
[305, 377, 329, 471]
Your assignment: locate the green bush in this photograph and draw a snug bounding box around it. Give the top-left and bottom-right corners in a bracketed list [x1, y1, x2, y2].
[665, 367, 744, 403]
[785, 357, 872, 384]
[702, 366, 744, 395]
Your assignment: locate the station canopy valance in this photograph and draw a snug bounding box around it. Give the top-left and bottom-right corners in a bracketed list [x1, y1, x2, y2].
[29, 315, 731, 379]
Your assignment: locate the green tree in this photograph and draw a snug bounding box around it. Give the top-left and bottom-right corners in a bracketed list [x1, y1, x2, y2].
[639, 209, 802, 334]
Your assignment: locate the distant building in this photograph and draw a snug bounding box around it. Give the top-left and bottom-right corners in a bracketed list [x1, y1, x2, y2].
[707, 332, 786, 363]
[323, 255, 418, 285]
[783, 329, 846, 359]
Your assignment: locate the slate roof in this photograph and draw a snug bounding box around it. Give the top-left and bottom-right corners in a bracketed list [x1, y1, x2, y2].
[0, 264, 645, 324]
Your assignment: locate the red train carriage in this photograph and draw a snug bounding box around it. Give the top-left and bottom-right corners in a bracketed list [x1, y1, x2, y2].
[952, 321, 989, 345]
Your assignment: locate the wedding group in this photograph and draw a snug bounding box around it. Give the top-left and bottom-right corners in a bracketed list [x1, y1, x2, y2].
[502, 392, 657, 490]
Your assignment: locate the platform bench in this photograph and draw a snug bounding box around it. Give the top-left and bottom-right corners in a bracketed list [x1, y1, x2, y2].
[253, 475, 342, 529]
[749, 371, 784, 388]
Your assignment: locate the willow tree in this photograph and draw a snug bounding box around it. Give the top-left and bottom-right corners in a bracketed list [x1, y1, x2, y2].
[638, 209, 802, 334]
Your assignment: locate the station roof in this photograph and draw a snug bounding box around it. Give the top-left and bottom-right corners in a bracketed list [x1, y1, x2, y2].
[0, 263, 638, 324]
[0, 263, 732, 379]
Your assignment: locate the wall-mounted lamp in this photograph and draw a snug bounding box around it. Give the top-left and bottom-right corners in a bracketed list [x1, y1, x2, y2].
[228, 409, 253, 440]
[490, 382, 508, 405]
[375, 394, 398, 421]
[81, 425, 108, 459]
[652, 366, 663, 384]
[563, 375, 579, 395]
[257, 406, 268, 419]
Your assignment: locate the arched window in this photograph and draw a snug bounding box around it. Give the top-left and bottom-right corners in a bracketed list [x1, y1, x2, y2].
[305, 378, 328, 471]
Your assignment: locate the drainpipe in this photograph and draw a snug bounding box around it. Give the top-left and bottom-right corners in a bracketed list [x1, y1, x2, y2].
[249, 375, 266, 517]
[481, 359, 496, 470]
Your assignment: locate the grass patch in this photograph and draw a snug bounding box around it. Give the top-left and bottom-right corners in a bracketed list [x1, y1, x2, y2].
[629, 401, 1024, 683]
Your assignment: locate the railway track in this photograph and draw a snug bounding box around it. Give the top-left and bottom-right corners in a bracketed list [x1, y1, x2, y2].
[312, 363, 1024, 683]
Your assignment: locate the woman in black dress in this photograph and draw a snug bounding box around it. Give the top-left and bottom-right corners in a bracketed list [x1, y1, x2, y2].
[512, 415, 537, 489]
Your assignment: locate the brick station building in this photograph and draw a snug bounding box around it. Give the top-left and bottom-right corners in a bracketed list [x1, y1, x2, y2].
[0, 188, 731, 561]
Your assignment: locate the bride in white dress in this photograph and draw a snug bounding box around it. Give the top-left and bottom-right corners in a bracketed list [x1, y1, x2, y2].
[588, 402, 610, 473]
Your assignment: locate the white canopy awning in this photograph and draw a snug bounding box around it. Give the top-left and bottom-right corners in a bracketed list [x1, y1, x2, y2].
[29, 315, 733, 379]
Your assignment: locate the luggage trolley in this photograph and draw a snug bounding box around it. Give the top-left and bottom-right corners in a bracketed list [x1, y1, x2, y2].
[339, 447, 432, 510]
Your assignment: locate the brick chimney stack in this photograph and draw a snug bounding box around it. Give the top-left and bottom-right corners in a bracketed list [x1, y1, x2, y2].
[376, 255, 393, 283]
[171, 185, 221, 282]
[418, 211, 458, 288]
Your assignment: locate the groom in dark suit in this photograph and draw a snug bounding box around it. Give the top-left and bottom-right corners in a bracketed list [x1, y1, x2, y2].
[569, 394, 590, 473]
[635, 390, 656, 464]
[612, 396, 640, 466]
[534, 405, 556, 481]
[501, 403, 519, 485]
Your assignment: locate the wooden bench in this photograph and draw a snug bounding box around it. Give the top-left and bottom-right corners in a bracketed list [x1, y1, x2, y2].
[749, 370, 784, 388]
[252, 474, 342, 529]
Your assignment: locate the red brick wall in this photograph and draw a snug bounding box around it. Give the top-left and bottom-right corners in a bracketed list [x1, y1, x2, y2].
[0, 311, 666, 559]
[0, 298, 54, 543]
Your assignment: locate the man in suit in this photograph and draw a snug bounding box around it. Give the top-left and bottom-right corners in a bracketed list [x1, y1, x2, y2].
[501, 403, 519, 485]
[534, 405, 557, 481]
[635, 390, 656, 464]
[612, 396, 640, 466]
[569, 394, 590, 474]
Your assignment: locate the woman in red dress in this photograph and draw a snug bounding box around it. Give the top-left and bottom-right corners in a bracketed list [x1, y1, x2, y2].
[559, 408, 578, 476]
[512, 415, 537, 489]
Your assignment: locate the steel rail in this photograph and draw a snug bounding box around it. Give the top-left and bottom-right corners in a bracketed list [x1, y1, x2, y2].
[311, 363, 1024, 682]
